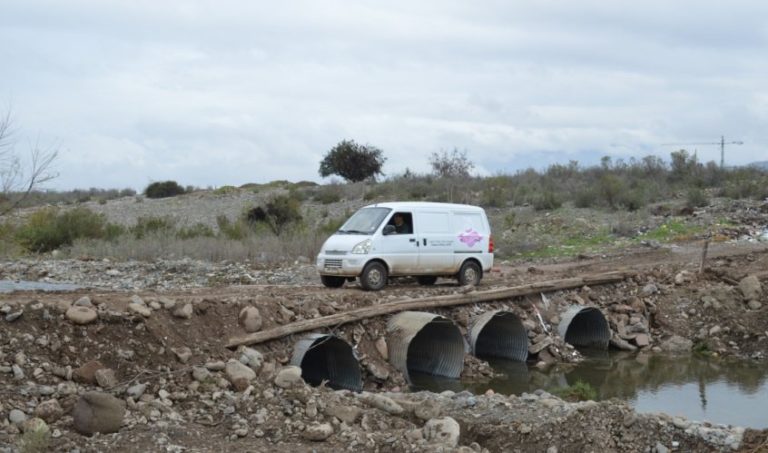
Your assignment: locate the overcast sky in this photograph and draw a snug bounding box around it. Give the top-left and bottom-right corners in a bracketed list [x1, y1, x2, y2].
[2, 1, 767, 190]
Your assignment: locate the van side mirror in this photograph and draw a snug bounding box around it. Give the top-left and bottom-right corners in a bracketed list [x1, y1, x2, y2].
[382, 225, 396, 236]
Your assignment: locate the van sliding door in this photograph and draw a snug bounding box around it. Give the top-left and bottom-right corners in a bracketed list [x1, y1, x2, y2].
[415, 210, 455, 273]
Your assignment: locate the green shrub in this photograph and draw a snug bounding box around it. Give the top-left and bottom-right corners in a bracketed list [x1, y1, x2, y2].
[130, 216, 176, 239]
[532, 190, 562, 211]
[319, 216, 346, 235]
[552, 380, 597, 402]
[217, 215, 249, 240]
[17, 420, 51, 453]
[617, 187, 647, 211]
[479, 179, 509, 208]
[597, 174, 624, 209]
[263, 194, 303, 235]
[144, 181, 186, 199]
[16, 207, 111, 252]
[573, 188, 599, 208]
[177, 222, 215, 239]
[314, 185, 342, 204]
[685, 187, 709, 208]
[213, 185, 238, 196]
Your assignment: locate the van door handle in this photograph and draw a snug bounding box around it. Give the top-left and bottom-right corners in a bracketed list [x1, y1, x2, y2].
[409, 238, 416, 242]
[423, 238, 427, 246]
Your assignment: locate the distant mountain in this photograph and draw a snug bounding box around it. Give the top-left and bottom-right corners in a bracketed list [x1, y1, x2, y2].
[749, 161, 768, 169]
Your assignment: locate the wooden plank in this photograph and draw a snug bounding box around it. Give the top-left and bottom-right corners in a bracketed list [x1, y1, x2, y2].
[226, 270, 634, 349]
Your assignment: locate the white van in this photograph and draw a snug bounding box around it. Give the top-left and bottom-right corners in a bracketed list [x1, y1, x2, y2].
[316, 202, 494, 290]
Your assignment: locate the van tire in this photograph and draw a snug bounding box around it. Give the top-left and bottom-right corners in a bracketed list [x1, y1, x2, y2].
[320, 275, 346, 288]
[458, 261, 482, 286]
[417, 276, 438, 286]
[360, 262, 388, 291]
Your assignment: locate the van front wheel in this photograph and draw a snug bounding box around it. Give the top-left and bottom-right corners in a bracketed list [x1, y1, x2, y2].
[458, 261, 482, 286]
[321, 275, 346, 288]
[360, 262, 388, 291]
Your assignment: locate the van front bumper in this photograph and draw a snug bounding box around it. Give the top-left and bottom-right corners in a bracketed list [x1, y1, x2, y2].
[316, 255, 365, 277]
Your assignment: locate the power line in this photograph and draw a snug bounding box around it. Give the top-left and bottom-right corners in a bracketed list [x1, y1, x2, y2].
[661, 136, 743, 168]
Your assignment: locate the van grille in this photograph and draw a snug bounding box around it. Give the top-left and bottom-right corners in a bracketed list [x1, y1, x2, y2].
[324, 259, 343, 269]
[325, 250, 348, 256]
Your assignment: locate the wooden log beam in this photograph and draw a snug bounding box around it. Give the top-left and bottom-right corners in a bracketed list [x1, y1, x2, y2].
[226, 270, 635, 349]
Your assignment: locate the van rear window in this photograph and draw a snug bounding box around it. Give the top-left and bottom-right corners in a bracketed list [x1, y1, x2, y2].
[338, 207, 391, 235]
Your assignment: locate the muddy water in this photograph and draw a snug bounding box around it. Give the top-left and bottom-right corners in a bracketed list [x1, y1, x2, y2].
[0, 280, 81, 293]
[412, 351, 768, 428]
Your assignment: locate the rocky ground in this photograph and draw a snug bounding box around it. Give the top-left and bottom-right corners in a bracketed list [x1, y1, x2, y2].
[2, 241, 768, 452]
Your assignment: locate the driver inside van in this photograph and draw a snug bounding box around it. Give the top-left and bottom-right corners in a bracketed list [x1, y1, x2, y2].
[392, 213, 412, 234]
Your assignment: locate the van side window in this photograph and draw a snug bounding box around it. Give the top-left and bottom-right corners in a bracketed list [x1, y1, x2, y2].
[454, 212, 483, 232]
[387, 212, 413, 235]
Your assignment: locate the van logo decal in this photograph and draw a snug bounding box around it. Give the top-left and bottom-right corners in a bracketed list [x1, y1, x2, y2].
[458, 229, 483, 247]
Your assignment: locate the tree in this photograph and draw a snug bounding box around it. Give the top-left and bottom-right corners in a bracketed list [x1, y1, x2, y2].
[429, 148, 474, 178]
[144, 180, 186, 199]
[319, 140, 386, 183]
[0, 109, 58, 216]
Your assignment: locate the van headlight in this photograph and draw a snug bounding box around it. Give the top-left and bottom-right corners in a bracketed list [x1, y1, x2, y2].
[351, 239, 372, 254]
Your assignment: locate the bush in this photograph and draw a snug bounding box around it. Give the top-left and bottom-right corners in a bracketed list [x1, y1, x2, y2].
[144, 181, 186, 199]
[617, 187, 647, 211]
[244, 206, 268, 224]
[263, 194, 303, 235]
[217, 215, 249, 240]
[573, 188, 599, 208]
[16, 207, 112, 252]
[319, 216, 346, 235]
[130, 216, 176, 239]
[532, 190, 562, 211]
[177, 222, 215, 239]
[685, 187, 709, 208]
[213, 185, 238, 196]
[314, 185, 342, 204]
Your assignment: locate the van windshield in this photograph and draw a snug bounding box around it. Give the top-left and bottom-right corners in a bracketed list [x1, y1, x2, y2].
[337, 207, 391, 235]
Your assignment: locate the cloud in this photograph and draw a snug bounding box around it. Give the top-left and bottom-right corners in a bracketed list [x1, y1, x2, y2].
[1, 0, 767, 189]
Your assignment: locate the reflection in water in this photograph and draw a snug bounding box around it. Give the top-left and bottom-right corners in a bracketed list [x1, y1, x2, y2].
[0, 280, 81, 293]
[412, 351, 768, 428]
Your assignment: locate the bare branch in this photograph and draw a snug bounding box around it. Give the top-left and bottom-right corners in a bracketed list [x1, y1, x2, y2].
[0, 110, 60, 216]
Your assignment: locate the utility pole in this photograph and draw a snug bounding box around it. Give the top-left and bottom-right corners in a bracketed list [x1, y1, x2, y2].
[662, 136, 743, 168]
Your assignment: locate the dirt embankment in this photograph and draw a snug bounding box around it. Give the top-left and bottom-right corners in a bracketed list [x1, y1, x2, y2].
[1, 245, 768, 452]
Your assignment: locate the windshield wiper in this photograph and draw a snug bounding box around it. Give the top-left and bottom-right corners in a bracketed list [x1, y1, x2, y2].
[342, 229, 368, 234]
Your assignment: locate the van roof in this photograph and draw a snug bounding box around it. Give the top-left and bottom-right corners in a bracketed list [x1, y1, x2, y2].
[363, 201, 485, 211]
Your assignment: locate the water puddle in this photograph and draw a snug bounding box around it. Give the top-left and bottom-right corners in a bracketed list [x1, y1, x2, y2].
[0, 280, 82, 293]
[411, 351, 768, 428]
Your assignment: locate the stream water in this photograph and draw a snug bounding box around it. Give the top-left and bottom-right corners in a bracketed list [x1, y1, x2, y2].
[0, 280, 81, 293]
[412, 351, 768, 428]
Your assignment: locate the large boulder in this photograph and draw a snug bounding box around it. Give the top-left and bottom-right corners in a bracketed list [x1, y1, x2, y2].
[73, 360, 107, 384]
[238, 306, 263, 333]
[72, 392, 125, 435]
[659, 335, 693, 353]
[66, 306, 98, 325]
[225, 359, 256, 391]
[423, 417, 461, 448]
[34, 399, 64, 423]
[739, 275, 763, 301]
[274, 366, 304, 389]
[302, 422, 334, 441]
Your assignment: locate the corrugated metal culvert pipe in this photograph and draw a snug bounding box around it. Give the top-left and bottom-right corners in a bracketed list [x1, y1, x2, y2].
[290, 333, 363, 391]
[387, 311, 465, 382]
[468, 310, 529, 361]
[557, 305, 610, 349]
